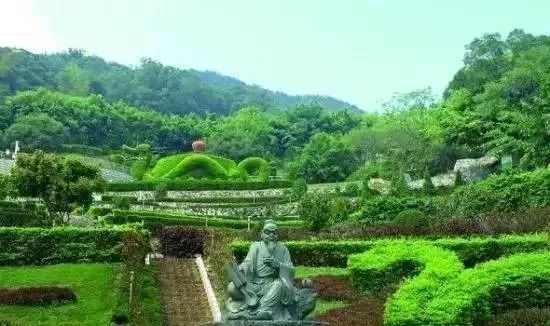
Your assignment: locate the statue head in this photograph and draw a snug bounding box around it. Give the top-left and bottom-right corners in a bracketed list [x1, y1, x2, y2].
[261, 219, 279, 252]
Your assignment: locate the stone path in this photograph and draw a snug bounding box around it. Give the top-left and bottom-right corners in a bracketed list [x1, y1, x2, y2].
[155, 257, 213, 326]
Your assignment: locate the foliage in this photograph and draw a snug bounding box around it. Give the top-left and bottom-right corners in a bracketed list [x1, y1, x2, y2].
[0, 287, 77, 306]
[298, 191, 333, 231]
[394, 252, 550, 326]
[106, 179, 291, 191]
[231, 233, 550, 267]
[2, 113, 68, 151]
[422, 167, 436, 195]
[290, 178, 307, 201]
[440, 168, 550, 218]
[392, 209, 428, 228]
[111, 196, 131, 210]
[159, 227, 205, 258]
[237, 157, 270, 180]
[0, 200, 49, 227]
[360, 196, 408, 224]
[288, 133, 360, 183]
[0, 226, 143, 265]
[10, 151, 105, 222]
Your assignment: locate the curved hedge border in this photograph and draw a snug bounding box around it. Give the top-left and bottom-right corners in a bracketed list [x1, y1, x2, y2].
[348, 242, 463, 294]
[0, 226, 145, 265]
[106, 179, 291, 191]
[164, 154, 231, 180]
[230, 233, 550, 267]
[399, 252, 550, 326]
[238, 157, 270, 181]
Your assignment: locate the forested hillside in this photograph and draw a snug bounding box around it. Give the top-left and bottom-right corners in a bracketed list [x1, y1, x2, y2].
[0, 29, 548, 181]
[0, 48, 360, 115]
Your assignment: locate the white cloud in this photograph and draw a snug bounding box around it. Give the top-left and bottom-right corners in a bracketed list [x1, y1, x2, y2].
[0, 0, 58, 52]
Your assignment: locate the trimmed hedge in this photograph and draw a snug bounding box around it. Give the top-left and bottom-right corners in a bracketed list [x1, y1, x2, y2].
[230, 233, 550, 267]
[237, 157, 270, 181]
[0, 287, 77, 305]
[164, 154, 231, 180]
[348, 242, 463, 294]
[106, 210, 304, 229]
[0, 226, 144, 265]
[395, 252, 550, 326]
[106, 179, 291, 191]
[0, 201, 49, 227]
[101, 195, 290, 205]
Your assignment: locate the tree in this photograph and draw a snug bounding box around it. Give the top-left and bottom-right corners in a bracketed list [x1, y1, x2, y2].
[10, 151, 105, 223]
[3, 113, 68, 151]
[423, 167, 436, 196]
[289, 133, 359, 183]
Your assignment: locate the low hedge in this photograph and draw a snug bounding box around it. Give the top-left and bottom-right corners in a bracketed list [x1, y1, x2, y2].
[230, 233, 550, 267]
[396, 252, 550, 326]
[106, 179, 291, 191]
[0, 201, 49, 227]
[348, 242, 463, 294]
[106, 210, 304, 230]
[0, 287, 77, 305]
[0, 226, 144, 265]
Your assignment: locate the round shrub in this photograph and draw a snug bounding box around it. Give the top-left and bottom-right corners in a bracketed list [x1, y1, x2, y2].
[238, 157, 270, 181]
[393, 209, 428, 227]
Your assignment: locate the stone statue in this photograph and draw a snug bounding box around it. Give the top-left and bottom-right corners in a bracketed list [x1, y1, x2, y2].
[224, 220, 316, 322]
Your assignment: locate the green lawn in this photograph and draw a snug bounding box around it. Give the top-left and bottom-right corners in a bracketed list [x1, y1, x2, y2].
[0, 263, 120, 325]
[295, 266, 349, 278]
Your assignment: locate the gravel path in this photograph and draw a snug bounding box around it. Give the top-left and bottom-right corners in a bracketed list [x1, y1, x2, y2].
[155, 258, 212, 325]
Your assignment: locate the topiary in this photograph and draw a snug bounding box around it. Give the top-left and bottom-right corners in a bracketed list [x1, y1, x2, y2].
[238, 157, 270, 181]
[393, 209, 428, 228]
[423, 167, 436, 196]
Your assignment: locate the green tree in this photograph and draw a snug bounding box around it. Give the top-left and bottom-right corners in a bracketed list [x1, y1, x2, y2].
[423, 167, 436, 196]
[3, 113, 68, 151]
[10, 151, 104, 222]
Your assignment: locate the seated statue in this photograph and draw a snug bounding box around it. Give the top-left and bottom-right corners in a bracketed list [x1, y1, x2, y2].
[224, 220, 316, 321]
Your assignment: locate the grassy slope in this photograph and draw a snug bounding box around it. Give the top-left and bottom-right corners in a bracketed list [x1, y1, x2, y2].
[0, 263, 120, 326]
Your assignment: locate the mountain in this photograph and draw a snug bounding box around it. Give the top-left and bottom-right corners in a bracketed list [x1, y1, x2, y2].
[0, 47, 361, 115]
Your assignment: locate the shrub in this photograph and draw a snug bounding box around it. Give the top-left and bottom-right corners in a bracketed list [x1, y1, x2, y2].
[159, 227, 205, 258]
[394, 252, 550, 326]
[441, 168, 550, 218]
[296, 275, 357, 301]
[423, 167, 436, 196]
[230, 233, 550, 267]
[348, 242, 463, 294]
[290, 178, 308, 201]
[0, 287, 77, 305]
[112, 196, 131, 210]
[87, 205, 113, 217]
[153, 182, 168, 201]
[0, 201, 50, 227]
[238, 157, 270, 181]
[0, 226, 144, 265]
[360, 196, 408, 224]
[393, 209, 428, 228]
[298, 192, 333, 232]
[109, 154, 125, 165]
[343, 182, 360, 197]
[330, 197, 352, 224]
[61, 144, 105, 156]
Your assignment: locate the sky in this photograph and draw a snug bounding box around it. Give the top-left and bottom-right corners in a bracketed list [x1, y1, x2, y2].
[0, 0, 549, 111]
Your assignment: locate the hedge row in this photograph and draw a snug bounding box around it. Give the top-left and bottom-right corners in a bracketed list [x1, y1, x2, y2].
[237, 157, 270, 181]
[348, 243, 463, 294]
[0, 201, 49, 227]
[391, 252, 550, 326]
[0, 226, 144, 265]
[230, 233, 550, 267]
[106, 210, 305, 229]
[0, 287, 77, 306]
[101, 195, 290, 204]
[106, 179, 291, 191]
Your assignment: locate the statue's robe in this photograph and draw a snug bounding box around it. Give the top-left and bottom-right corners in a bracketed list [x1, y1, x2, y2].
[229, 241, 297, 320]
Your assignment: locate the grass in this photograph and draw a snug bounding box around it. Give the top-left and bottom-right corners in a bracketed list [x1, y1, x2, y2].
[307, 299, 347, 318]
[295, 266, 349, 278]
[0, 263, 120, 326]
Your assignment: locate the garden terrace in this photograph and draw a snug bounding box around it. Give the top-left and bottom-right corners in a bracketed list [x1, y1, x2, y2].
[106, 180, 291, 192]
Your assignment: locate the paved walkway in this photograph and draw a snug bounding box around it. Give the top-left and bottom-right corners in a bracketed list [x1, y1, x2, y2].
[155, 257, 212, 326]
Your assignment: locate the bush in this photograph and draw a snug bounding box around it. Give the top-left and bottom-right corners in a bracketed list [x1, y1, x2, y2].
[330, 197, 352, 224]
[87, 205, 113, 217]
[230, 233, 550, 267]
[60, 144, 105, 156]
[106, 179, 291, 191]
[441, 168, 550, 218]
[238, 157, 270, 181]
[112, 196, 131, 210]
[290, 178, 308, 201]
[348, 242, 462, 294]
[393, 209, 428, 228]
[109, 154, 125, 165]
[395, 252, 550, 326]
[0, 287, 77, 305]
[159, 227, 205, 258]
[299, 192, 333, 232]
[360, 196, 408, 224]
[423, 167, 436, 196]
[343, 183, 360, 197]
[0, 201, 50, 227]
[0, 226, 144, 265]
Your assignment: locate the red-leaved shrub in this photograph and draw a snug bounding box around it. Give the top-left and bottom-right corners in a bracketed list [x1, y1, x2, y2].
[0, 287, 77, 305]
[296, 275, 357, 301]
[159, 227, 205, 258]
